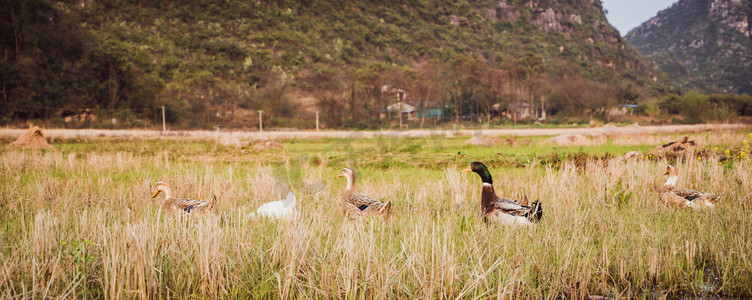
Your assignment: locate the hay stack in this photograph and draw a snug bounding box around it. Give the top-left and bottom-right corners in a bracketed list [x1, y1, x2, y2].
[9, 126, 53, 149]
[218, 136, 251, 148]
[599, 122, 644, 137]
[649, 136, 697, 159]
[252, 139, 284, 151]
[619, 151, 644, 161]
[465, 136, 518, 147]
[465, 136, 502, 147]
[544, 134, 594, 146]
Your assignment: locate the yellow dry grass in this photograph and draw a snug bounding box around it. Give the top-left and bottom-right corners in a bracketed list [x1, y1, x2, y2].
[0, 131, 751, 298]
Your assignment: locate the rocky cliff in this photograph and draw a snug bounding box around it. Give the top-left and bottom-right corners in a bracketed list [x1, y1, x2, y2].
[626, 0, 752, 94]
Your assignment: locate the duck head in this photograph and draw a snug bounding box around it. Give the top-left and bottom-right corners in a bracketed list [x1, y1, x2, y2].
[461, 161, 493, 185]
[151, 180, 174, 199]
[336, 167, 356, 190]
[663, 165, 679, 186]
[663, 165, 678, 176]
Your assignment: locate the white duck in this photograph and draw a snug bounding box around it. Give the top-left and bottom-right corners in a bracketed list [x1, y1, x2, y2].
[249, 191, 298, 218]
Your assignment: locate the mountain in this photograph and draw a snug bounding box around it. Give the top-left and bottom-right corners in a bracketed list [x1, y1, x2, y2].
[1, 0, 665, 128]
[625, 0, 752, 95]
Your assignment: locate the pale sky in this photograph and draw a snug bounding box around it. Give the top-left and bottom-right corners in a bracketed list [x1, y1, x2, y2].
[601, 0, 680, 36]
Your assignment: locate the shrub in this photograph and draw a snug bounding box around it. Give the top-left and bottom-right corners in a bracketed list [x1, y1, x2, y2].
[677, 92, 712, 123]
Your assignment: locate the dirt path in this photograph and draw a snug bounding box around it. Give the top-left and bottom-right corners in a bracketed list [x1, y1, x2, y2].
[0, 123, 748, 141]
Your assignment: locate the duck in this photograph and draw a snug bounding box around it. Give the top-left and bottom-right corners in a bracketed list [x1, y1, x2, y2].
[248, 191, 298, 218]
[337, 167, 392, 218]
[659, 165, 721, 209]
[151, 180, 218, 214]
[461, 162, 542, 225]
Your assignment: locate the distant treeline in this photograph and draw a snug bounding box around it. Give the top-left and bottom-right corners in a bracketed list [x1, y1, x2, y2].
[650, 92, 752, 124]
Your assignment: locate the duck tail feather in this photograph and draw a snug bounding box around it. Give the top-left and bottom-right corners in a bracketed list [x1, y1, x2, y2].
[380, 201, 392, 214]
[712, 193, 724, 203]
[283, 191, 296, 207]
[208, 195, 218, 210]
[529, 200, 543, 222]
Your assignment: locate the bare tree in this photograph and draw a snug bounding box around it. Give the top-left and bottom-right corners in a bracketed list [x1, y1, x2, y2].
[552, 75, 616, 118]
[354, 66, 384, 124]
[520, 52, 546, 119]
[484, 68, 509, 122]
[501, 55, 523, 124]
[410, 62, 448, 127]
[303, 68, 347, 128]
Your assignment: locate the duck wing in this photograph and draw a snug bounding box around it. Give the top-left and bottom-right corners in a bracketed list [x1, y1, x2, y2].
[344, 193, 384, 211]
[672, 187, 710, 201]
[490, 197, 531, 216]
[486, 197, 542, 223]
[176, 196, 217, 213]
[342, 201, 367, 216]
[660, 190, 693, 208]
[173, 197, 204, 209]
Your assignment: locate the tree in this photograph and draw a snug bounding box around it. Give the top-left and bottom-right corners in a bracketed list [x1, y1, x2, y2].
[520, 52, 546, 119]
[447, 55, 484, 123]
[304, 67, 347, 128]
[355, 63, 388, 126]
[501, 55, 523, 124]
[406, 61, 448, 127]
[484, 67, 509, 122]
[550, 74, 616, 119]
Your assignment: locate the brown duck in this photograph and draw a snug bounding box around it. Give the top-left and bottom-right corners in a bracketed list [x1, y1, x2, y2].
[151, 180, 218, 214]
[337, 167, 392, 218]
[461, 162, 542, 225]
[659, 165, 721, 209]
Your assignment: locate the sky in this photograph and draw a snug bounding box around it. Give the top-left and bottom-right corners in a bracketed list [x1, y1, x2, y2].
[601, 0, 680, 36]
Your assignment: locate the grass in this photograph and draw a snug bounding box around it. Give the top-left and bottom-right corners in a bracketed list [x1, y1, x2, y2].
[0, 132, 751, 298]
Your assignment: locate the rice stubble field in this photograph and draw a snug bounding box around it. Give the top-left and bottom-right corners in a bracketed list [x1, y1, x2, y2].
[0, 129, 751, 298]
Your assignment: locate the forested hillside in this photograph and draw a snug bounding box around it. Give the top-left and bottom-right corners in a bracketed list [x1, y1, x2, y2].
[2, 0, 667, 129]
[626, 0, 752, 95]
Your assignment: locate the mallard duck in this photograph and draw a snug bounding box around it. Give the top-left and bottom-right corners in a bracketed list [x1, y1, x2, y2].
[337, 167, 392, 218]
[151, 180, 218, 214]
[248, 191, 298, 218]
[461, 162, 542, 225]
[659, 165, 721, 209]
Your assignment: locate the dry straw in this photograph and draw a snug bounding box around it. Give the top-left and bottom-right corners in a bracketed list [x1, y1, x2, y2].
[1, 131, 751, 298]
[8, 126, 53, 150]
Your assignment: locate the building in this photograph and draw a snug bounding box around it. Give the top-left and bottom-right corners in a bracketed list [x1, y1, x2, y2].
[608, 104, 638, 117]
[416, 106, 445, 119]
[381, 102, 416, 119]
[492, 101, 539, 119]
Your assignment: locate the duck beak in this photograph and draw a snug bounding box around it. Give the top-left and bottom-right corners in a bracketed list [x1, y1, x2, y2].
[336, 173, 344, 178]
[460, 166, 472, 173]
[151, 187, 161, 198]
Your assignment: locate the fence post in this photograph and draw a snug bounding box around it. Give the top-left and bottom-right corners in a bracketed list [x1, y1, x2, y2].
[161, 105, 166, 133]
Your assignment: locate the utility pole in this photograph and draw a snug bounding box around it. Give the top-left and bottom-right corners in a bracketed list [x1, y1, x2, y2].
[315, 111, 320, 132]
[161, 105, 166, 133]
[257, 110, 263, 133]
[216, 124, 221, 144]
[399, 101, 403, 129]
[398, 90, 404, 130]
[540, 96, 546, 120]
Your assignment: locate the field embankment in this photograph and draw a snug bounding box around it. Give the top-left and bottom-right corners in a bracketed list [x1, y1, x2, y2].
[0, 123, 748, 141]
